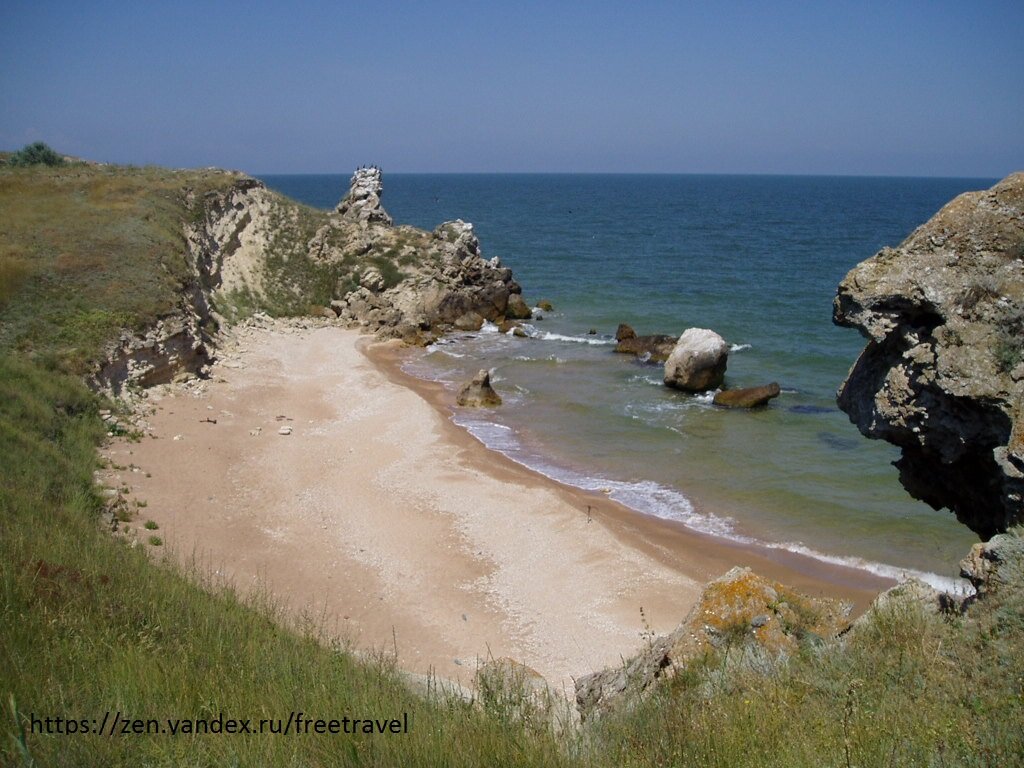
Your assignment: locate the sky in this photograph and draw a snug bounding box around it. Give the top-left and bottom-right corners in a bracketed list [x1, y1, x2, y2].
[1, 1, 1022, 176]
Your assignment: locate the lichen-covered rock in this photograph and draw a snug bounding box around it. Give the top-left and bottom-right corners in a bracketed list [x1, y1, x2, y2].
[456, 369, 502, 407]
[714, 382, 781, 408]
[833, 173, 1024, 538]
[663, 328, 729, 391]
[575, 567, 852, 718]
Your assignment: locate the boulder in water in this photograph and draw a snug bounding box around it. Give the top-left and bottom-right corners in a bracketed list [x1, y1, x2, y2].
[663, 328, 729, 391]
[505, 293, 532, 320]
[714, 382, 781, 408]
[456, 369, 502, 407]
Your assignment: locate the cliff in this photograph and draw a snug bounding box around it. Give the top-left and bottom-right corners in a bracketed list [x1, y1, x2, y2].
[834, 173, 1024, 538]
[0, 162, 523, 396]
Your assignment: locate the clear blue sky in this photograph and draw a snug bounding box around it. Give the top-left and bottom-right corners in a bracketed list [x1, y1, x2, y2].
[2, 1, 1021, 176]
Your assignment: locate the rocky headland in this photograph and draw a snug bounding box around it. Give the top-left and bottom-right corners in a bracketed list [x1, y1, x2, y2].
[834, 172, 1024, 539]
[93, 166, 526, 395]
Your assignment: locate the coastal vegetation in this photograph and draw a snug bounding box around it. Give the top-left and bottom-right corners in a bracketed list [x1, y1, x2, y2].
[2, 153, 1022, 765]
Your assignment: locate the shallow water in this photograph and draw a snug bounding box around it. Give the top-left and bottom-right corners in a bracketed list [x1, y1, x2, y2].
[260, 173, 992, 585]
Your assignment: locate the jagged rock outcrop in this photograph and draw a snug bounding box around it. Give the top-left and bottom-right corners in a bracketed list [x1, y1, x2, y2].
[89, 313, 211, 396]
[575, 567, 852, 719]
[714, 382, 781, 408]
[614, 323, 678, 362]
[91, 167, 527, 395]
[959, 530, 1024, 597]
[456, 369, 502, 407]
[834, 173, 1024, 539]
[335, 166, 393, 226]
[663, 328, 729, 391]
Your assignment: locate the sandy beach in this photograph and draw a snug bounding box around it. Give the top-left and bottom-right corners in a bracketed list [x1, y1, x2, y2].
[103, 321, 892, 691]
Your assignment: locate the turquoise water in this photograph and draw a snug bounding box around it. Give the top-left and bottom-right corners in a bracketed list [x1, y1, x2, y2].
[261, 173, 992, 585]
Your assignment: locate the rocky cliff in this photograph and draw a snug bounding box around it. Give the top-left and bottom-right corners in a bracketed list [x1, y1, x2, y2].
[833, 173, 1024, 539]
[94, 166, 524, 393]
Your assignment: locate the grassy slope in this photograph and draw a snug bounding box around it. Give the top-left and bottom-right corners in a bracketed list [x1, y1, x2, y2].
[0, 164, 236, 373]
[1, 160, 1022, 766]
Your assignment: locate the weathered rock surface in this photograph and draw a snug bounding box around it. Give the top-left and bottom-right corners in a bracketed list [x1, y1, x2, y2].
[335, 166, 393, 226]
[90, 313, 212, 396]
[456, 369, 502, 407]
[663, 328, 729, 391]
[713, 382, 781, 408]
[575, 567, 852, 718]
[93, 167, 529, 396]
[614, 323, 677, 362]
[505, 293, 532, 320]
[959, 530, 1024, 597]
[834, 173, 1024, 538]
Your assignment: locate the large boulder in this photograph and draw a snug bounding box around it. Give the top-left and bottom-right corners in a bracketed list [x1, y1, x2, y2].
[714, 382, 781, 408]
[833, 173, 1024, 539]
[456, 369, 502, 407]
[663, 328, 729, 391]
[505, 293, 532, 320]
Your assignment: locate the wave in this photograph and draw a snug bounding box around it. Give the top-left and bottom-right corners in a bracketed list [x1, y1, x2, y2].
[730, 343, 752, 352]
[538, 331, 616, 346]
[450, 410, 971, 596]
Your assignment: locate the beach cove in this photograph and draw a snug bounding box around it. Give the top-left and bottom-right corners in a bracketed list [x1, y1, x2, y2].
[102, 318, 891, 690]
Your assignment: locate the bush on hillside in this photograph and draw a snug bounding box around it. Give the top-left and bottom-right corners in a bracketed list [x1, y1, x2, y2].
[8, 141, 65, 167]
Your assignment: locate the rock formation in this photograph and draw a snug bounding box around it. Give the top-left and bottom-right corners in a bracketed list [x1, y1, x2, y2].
[959, 530, 1024, 598]
[335, 166, 393, 226]
[88, 167, 529, 395]
[834, 173, 1024, 539]
[714, 382, 781, 408]
[505, 293, 532, 320]
[663, 328, 729, 391]
[456, 369, 502, 407]
[614, 323, 678, 362]
[575, 567, 852, 719]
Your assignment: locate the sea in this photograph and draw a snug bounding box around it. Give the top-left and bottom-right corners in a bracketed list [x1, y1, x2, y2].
[259, 173, 996, 590]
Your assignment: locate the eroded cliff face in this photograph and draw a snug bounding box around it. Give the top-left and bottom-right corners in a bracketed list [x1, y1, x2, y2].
[834, 173, 1024, 539]
[92, 168, 524, 394]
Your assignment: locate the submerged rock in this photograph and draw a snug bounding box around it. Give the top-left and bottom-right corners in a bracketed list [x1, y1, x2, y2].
[714, 382, 781, 408]
[663, 328, 729, 391]
[456, 369, 502, 407]
[613, 323, 678, 362]
[833, 172, 1024, 539]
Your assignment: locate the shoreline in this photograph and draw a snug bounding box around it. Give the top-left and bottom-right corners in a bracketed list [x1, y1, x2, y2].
[366, 338, 897, 607]
[102, 321, 891, 693]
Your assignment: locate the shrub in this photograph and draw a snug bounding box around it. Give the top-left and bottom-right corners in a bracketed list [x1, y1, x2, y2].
[8, 142, 65, 167]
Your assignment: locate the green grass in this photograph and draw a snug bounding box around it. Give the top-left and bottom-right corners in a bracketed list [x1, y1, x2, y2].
[0, 163, 237, 373]
[588, 583, 1024, 767]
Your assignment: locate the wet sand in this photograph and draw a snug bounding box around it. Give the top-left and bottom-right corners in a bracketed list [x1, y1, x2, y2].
[103, 321, 892, 691]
